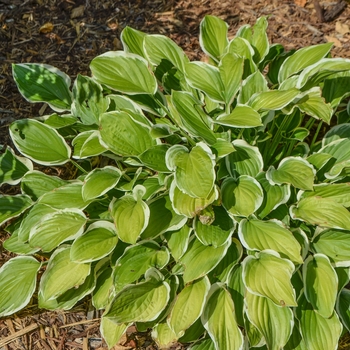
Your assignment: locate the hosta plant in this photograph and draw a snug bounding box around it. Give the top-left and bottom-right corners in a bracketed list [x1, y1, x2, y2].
[1, 15, 350, 350]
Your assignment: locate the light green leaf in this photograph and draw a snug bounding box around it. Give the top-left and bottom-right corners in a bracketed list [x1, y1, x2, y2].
[113, 241, 169, 291]
[297, 294, 342, 350]
[250, 17, 269, 63]
[337, 289, 350, 332]
[194, 205, 235, 247]
[90, 51, 157, 95]
[250, 88, 300, 111]
[0, 147, 33, 185]
[39, 113, 77, 129]
[185, 61, 224, 102]
[99, 111, 156, 157]
[39, 246, 90, 300]
[71, 74, 108, 125]
[227, 265, 245, 327]
[202, 284, 244, 350]
[244, 314, 265, 348]
[290, 196, 350, 230]
[144, 34, 189, 73]
[10, 119, 71, 165]
[70, 221, 118, 263]
[104, 275, 170, 323]
[239, 219, 302, 264]
[141, 195, 186, 240]
[179, 237, 230, 283]
[278, 43, 333, 83]
[215, 105, 262, 128]
[266, 157, 315, 191]
[242, 250, 297, 307]
[312, 229, 350, 266]
[226, 139, 264, 178]
[164, 225, 192, 261]
[238, 70, 269, 105]
[168, 276, 210, 337]
[303, 254, 338, 318]
[38, 182, 92, 209]
[3, 230, 39, 255]
[82, 166, 122, 201]
[152, 322, 178, 349]
[0, 256, 41, 317]
[166, 143, 215, 198]
[169, 181, 219, 218]
[72, 130, 107, 159]
[245, 291, 294, 350]
[110, 186, 150, 244]
[323, 123, 350, 146]
[138, 144, 171, 172]
[189, 338, 216, 350]
[199, 15, 229, 62]
[171, 91, 216, 145]
[222, 176, 263, 217]
[92, 267, 114, 310]
[100, 317, 130, 349]
[284, 320, 307, 350]
[12, 63, 72, 111]
[120, 26, 146, 57]
[29, 208, 87, 252]
[0, 194, 33, 226]
[21, 170, 67, 200]
[256, 172, 290, 219]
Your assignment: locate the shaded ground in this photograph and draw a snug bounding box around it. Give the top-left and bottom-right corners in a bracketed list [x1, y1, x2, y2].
[1, 0, 350, 349]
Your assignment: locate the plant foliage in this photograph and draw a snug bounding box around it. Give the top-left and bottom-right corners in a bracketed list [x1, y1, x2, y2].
[1, 15, 350, 349]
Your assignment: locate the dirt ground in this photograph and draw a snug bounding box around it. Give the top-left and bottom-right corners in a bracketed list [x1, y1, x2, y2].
[1, 0, 350, 349]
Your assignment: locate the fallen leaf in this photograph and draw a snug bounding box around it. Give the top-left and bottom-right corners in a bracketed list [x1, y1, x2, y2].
[71, 5, 85, 19]
[325, 35, 342, 48]
[336, 21, 350, 36]
[39, 22, 53, 34]
[294, 0, 307, 7]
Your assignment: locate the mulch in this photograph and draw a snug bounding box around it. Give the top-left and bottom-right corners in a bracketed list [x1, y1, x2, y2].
[1, 0, 350, 349]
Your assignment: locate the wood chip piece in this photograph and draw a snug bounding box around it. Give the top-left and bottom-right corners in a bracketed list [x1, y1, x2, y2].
[0, 323, 39, 347]
[71, 5, 85, 19]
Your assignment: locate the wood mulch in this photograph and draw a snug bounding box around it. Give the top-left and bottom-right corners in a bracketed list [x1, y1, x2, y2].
[1, 0, 350, 349]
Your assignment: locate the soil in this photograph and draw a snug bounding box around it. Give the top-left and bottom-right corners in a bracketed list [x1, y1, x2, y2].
[1, 0, 350, 349]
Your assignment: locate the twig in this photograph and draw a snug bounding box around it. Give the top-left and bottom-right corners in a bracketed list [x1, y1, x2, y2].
[0, 323, 39, 347]
[59, 318, 100, 329]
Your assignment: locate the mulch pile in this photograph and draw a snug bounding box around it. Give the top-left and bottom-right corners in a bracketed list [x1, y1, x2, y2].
[1, 0, 350, 349]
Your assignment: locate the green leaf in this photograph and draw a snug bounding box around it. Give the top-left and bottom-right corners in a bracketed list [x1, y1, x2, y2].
[227, 265, 245, 327]
[194, 205, 235, 247]
[100, 318, 129, 349]
[202, 284, 244, 350]
[245, 291, 294, 350]
[152, 322, 178, 349]
[90, 51, 157, 95]
[250, 88, 300, 111]
[141, 195, 187, 240]
[0, 256, 41, 317]
[71, 75, 108, 125]
[179, 237, 230, 283]
[166, 143, 215, 198]
[110, 186, 150, 244]
[169, 181, 219, 218]
[303, 254, 338, 318]
[40, 113, 77, 129]
[120, 26, 146, 57]
[71, 221, 118, 263]
[168, 276, 210, 337]
[284, 320, 308, 350]
[92, 267, 114, 310]
[238, 70, 269, 105]
[113, 241, 169, 291]
[278, 43, 333, 82]
[0, 194, 33, 226]
[138, 144, 171, 172]
[312, 229, 350, 266]
[39, 246, 91, 300]
[72, 130, 107, 159]
[10, 119, 71, 165]
[164, 225, 192, 261]
[0, 147, 33, 185]
[82, 166, 122, 201]
[38, 182, 92, 209]
[296, 294, 342, 350]
[3, 230, 39, 255]
[185, 61, 224, 102]
[225, 140, 264, 177]
[266, 157, 315, 191]
[323, 123, 350, 145]
[215, 105, 262, 128]
[250, 16, 269, 63]
[144, 34, 189, 73]
[222, 176, 263, 217]
[171, 91, 216, 145]
[105, 274, 170, 323]
[256, 172, 290, 219]
[199, 15, 229, 62]
[239, 219, 302, 264]
[291, 196, 350, 230]
[242, 250, 297, 307]
[28, 209, 87, 252]
[12, 63, 72, 111]
[189, 338, 216, 350]
[337, 288, 350, 332]
[99, 111, 156, 157]
[21, 170, 67, 200]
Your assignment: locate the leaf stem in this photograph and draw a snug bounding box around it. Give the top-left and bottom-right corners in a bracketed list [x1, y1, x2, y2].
[70, 159, 88, 174]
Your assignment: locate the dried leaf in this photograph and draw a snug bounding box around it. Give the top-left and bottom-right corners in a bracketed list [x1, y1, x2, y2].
[325, 35, 342, 48]
[294, 0, 307, 7]
[336, 21, 350, 36]
[71, 5, 85, 19]
[39, 22, 54, 34]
